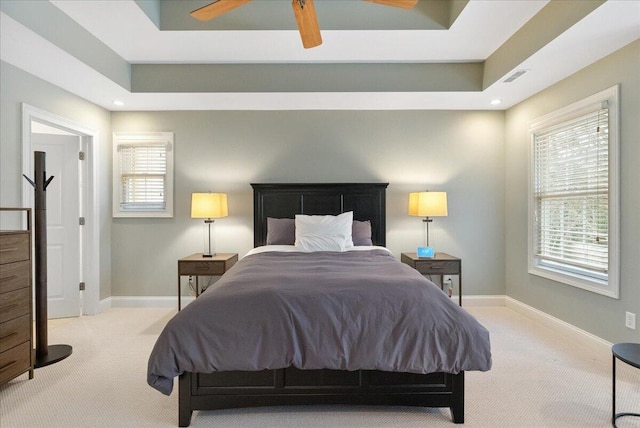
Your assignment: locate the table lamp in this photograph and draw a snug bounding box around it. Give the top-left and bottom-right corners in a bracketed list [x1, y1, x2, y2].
[191, 192, 228, 257]
[408, 191, 448, 258]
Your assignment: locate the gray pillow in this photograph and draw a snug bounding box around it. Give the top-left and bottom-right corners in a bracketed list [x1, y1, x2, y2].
[352, 220, 373, 246]
[266, 217, 295, 245]
[266, 217, 373, 246]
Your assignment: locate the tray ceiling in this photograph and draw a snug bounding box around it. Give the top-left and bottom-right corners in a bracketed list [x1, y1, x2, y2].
[1, 0, 638, 110]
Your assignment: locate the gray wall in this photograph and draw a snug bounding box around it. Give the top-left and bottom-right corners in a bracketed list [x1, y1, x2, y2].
[110, 110, 506, 298]
[0, 61, 113, 300]
[504, 40, 640, 344]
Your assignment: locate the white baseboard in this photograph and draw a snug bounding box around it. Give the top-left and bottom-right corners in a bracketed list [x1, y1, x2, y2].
[98, 297, 112, 313]
[458, 295, 506, 306]
[504, 296, 611, 360]
[109, 296, 194, 308]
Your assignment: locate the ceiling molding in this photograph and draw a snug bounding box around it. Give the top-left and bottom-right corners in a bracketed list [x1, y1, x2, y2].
[0, 0, 131, 90]
[1, 0, 638, 111]
[483, 0, 605, 89]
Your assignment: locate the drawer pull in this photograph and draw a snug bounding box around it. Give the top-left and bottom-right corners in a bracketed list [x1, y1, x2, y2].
[0, 275, 17, 282]
[0, 247, 18, 253]
[0, 360, 17, 372]
[0, 332, 17, 341]
[0, 304, 18, 312]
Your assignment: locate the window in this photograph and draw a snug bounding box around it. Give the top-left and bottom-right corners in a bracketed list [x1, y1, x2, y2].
[113, 132, 174, 218]
[528, 86, 619, 298]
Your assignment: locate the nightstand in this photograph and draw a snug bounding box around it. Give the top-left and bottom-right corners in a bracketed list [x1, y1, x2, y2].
[401, 252, 462, 306]
[177, 253, 238, 310]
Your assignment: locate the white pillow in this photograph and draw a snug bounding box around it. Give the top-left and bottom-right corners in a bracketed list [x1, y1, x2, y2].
[295, 211, 354, 250]
[296, 234, 347, 252]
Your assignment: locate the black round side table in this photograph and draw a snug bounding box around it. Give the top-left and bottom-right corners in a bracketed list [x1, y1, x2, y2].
[612, 343, 640, 427]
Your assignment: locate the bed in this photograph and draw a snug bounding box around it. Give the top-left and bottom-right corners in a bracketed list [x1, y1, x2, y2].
[148, 183, 491, 426]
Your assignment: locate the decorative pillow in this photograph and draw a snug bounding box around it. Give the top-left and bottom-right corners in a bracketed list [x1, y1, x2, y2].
[295, 211, 354, 250]
[352, 220, 373, 246]
[266, 217, 295, 245]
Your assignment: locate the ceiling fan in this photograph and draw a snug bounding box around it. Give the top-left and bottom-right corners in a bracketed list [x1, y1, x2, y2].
[190, 0, 418, 49]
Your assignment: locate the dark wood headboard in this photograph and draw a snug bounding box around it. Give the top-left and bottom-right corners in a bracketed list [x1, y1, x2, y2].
[251, 183, 388, 248]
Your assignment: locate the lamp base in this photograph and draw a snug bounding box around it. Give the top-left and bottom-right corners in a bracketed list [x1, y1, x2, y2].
[417, 246, 435, 258]
[202, 254, 214, 258]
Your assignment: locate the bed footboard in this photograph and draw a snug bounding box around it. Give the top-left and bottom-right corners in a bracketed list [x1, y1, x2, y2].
[178, 368, 464, 427]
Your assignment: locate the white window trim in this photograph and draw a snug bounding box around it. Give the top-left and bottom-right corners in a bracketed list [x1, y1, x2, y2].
[527, 85, 620, 298]
[112, 132, 174, 218]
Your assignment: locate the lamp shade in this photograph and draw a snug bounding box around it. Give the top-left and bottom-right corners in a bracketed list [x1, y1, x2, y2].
[408, 191, 448, 217]
[191, 193, 228, 219]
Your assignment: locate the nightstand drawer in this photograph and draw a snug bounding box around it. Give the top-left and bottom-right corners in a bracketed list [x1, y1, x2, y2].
[179, 261, 226, 276]
[0, 314, 31, 354]
[0, 260, 30, 294]
[413, 260, 460, 275]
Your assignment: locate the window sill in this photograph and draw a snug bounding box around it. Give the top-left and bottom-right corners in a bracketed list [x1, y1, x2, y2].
[113, 211, 173, 218]
[528, 264, 618, 299]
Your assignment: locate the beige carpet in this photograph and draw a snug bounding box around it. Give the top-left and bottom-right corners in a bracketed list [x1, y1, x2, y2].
[1, 306, 638, 428]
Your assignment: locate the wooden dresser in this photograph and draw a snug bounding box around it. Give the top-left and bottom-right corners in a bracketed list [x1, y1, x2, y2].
[0, 208, 34, 385]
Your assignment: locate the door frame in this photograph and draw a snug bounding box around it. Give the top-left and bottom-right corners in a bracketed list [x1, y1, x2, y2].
[21, 103, 101, 315]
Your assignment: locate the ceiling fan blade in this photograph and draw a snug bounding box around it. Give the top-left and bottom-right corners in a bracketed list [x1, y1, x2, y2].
[191, 0, 253, 21]
[292, 0, 322, 49]
[362, 0, 418, 9]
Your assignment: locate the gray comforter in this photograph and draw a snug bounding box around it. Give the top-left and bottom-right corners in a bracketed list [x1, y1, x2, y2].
[148, 249, 491, 395]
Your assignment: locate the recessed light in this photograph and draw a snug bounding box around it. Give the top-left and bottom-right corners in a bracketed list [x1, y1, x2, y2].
[113, 100, 124, 106]
[490, 99, 502, 106]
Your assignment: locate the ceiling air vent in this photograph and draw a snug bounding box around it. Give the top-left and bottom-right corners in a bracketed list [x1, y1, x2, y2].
[503, 69, 529, 83]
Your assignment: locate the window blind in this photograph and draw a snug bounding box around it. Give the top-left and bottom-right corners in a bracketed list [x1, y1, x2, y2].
[533, 108, 609, 275]
[118, 143, 167, 211]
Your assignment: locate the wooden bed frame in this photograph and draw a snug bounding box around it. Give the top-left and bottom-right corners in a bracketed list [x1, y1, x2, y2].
[178, 183, 465, 426]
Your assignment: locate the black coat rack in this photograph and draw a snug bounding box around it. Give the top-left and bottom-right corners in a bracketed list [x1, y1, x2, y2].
[23, 151, 72, 368]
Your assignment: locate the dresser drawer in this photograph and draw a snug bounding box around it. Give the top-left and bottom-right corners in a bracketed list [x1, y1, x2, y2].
[0, 233, 29, 265]
[0, 260, 30, 294]
[413, 260, 460, 275]
[0, 314, 30, 354]
[179, 261, 226, 276]
[0, 341, 32, 384]
[0, 288, 30, 324]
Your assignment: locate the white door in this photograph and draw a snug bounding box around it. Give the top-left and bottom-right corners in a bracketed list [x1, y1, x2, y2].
[32, 133, 81, 318]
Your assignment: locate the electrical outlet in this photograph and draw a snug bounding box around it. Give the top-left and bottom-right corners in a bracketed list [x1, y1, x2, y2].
[625, 312, 636, 330]
[443, 275, 452, 283]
